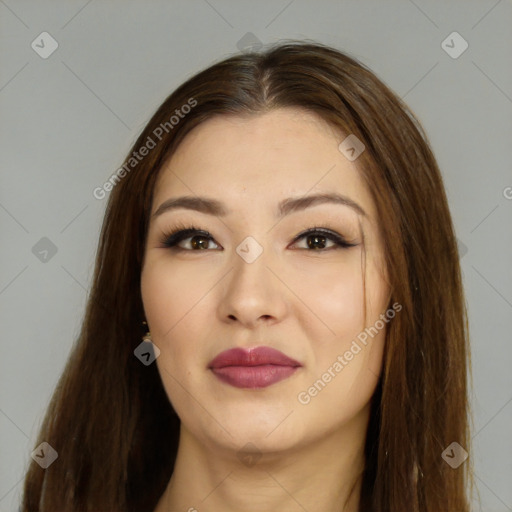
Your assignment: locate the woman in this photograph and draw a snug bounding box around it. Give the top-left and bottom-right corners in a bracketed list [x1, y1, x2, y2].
[21, 40, 472, 511]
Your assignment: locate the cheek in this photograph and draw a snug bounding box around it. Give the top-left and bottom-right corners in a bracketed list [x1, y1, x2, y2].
[292, 255, 388, 406]
[141, 258, 215, 334]
[140, 259, 215, 375]
[288, 255, 367, 342]
[141, 261, 213, 413]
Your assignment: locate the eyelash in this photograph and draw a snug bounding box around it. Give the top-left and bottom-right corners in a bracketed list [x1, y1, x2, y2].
[159, 222, 357, 252]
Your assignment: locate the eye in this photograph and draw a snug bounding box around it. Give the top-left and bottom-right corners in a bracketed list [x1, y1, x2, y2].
[290, 227, 357, 251]
[160, 225, 220, 251]
[159, 225, 357, 251]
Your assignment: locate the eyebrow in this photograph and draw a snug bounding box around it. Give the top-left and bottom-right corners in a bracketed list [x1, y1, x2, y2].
[152, 192, 366, 219]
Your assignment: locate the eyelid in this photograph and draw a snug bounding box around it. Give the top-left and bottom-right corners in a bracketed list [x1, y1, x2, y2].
[161, 226, 219, 250]
[290, 227, 357, 248]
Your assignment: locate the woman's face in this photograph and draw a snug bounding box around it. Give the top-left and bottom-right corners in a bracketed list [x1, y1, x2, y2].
[141, 108, 390, 455]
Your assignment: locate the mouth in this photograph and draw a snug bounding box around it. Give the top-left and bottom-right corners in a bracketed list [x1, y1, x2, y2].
[208, 346, 302, 389]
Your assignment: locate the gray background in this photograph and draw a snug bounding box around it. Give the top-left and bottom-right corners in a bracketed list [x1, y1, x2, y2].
[1, 1, 511, 510]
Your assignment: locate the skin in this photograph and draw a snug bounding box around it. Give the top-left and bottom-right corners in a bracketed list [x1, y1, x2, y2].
[141, 108, 391, 512]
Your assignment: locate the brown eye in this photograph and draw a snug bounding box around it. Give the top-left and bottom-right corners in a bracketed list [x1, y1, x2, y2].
[291, 228, 357, 251]
[161, 228, 221, 250]
[306, 233, 329, 250]
[188, 235, 215, 250]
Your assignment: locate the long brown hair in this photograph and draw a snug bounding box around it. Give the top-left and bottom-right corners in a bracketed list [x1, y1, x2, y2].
[21, 40, 472, 511]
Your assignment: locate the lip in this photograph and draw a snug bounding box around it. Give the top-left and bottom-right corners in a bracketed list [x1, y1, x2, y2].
[208, 346, 302, 389]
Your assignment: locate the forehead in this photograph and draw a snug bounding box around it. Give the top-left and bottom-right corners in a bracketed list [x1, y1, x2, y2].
[152, 108, 376, 220]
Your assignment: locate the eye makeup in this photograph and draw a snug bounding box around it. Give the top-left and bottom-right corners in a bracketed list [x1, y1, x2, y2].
[158, 221, 359, 252]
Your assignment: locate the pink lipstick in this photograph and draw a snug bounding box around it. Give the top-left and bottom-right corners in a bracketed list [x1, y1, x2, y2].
[208, 346, 301, 389]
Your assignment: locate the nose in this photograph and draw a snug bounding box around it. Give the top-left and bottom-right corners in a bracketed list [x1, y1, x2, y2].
[217, 240, 288, 329]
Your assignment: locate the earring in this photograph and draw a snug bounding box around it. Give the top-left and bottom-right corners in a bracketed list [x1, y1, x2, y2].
[142, 320, 152, 342]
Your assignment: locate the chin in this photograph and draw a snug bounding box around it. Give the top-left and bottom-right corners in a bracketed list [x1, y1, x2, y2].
[190, 413, 304, 455]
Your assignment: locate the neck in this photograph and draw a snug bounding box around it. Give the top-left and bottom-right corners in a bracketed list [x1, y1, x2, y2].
[154, 406, 370, 512]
